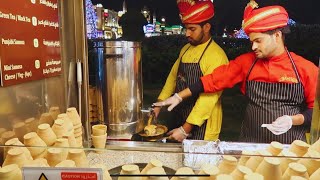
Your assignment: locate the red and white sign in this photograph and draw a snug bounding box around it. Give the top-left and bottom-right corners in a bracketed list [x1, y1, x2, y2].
[61, 172, 98, 180]
[22, 167, 103, 180]
[0, 0, 62, 86]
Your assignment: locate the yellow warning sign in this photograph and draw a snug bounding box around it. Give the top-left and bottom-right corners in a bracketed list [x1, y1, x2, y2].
[39, 173, 48, 180]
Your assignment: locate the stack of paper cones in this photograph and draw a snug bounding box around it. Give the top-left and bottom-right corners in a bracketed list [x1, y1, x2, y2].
[67, 107, 83, 146]
[91, 124, 107, 153]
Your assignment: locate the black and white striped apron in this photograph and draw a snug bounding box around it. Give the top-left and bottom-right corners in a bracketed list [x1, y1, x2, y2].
[172, 39, 213, 140]
[240, 49, 307, 144]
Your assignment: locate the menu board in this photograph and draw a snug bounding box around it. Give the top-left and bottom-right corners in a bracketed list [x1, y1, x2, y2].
[0, 0, 61, 86]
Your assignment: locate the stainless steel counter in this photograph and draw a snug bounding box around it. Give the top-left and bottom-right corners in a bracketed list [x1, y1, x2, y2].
[105, 140, 182, 152]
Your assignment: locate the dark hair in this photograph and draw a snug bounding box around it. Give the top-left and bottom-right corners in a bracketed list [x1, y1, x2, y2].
[264, 25, 291, 42]
[199, 17, 215, 35]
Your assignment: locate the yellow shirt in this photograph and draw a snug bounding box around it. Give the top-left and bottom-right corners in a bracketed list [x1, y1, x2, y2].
[158, 38, 229, 140]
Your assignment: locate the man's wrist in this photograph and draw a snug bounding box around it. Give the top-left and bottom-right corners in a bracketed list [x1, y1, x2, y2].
[182, 122, 193, 134]
[174, 93, 183, 102]
[179, 126, 189, 137]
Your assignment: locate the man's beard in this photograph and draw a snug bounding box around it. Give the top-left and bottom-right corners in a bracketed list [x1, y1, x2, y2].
[188, 32, 204, 46]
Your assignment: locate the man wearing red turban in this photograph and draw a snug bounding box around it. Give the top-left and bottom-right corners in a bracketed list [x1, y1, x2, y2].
[155, 0, 318, 144]
[153, 0, 228, 142]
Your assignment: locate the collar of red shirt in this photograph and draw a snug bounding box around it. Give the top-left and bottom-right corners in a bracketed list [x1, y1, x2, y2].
[262, 51, 291, 62]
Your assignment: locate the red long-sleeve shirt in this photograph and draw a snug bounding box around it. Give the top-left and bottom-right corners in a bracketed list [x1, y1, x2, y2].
[201, 51, 318, 108]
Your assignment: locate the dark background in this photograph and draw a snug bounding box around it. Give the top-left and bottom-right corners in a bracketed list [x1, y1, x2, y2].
[92, 0, 320, 34]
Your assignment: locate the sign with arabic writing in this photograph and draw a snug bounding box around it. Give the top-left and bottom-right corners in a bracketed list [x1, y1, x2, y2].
[22, 167, 103, 180]
[0, 0, 62, 86]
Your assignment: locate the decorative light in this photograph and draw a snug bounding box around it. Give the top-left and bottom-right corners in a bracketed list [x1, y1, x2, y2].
[85, 0, 98, 39]
[235, 28, 249, 39]
[288, 18, 296, 26]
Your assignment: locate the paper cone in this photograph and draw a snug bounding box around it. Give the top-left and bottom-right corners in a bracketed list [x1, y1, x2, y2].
[52, 119, 67, 138]
[57, 113, 74, 132]
[66, 107, 81, 126]
[141, 159, 163, 175]
[218, 155, 237, 174]
[3, 148, 28, 168]
[0, 164, 22, 179]
[92, 124, 107, 136]
[91, 134, 107, 153]
[4, 138, 33, 161]
[63, 131, 79, 148]
[230, 165, 252, 180]
[53, 138, 69, 160]
[46, 148, 63, 167]
[267, 141, 283, 156]
[289, 140, 310, 157]
[147, 167, 168, 180]
[256, 157, 282, 180]
[23, 132, 47, 158]
[198, 164, 219, 180]
[282, 162, 309, 180]
[245, 150, 271, 171]
[171, 167, 196, 180]
[37, 123, 57, 146]
[119, 164, 141, 180]
[67, 149, 88, 167]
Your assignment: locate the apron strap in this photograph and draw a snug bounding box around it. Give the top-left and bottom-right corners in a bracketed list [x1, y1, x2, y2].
[197, 38, 213, 63]
[285, 47, 302, 83]
[245, 58, 259, 81]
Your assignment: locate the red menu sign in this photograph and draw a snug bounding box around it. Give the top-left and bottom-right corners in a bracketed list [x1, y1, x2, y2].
[0, 0, 61, 86]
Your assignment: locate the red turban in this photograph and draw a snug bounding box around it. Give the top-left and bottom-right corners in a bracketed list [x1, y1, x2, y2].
[242, 0, 289, 34]
[177, 0, 214, 24]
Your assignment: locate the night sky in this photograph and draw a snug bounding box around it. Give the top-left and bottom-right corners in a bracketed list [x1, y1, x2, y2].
[91, 0, 319, 33]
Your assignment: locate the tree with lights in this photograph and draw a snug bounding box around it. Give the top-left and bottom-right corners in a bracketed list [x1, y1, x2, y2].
[85, 0, 98, 39]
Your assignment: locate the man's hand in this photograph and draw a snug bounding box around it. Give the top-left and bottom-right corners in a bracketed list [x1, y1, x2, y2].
[153, 93, 182, 111]
[167, 126, 188, 142]
[272, 115, 293, 130]
[261, 115, 293, 135]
